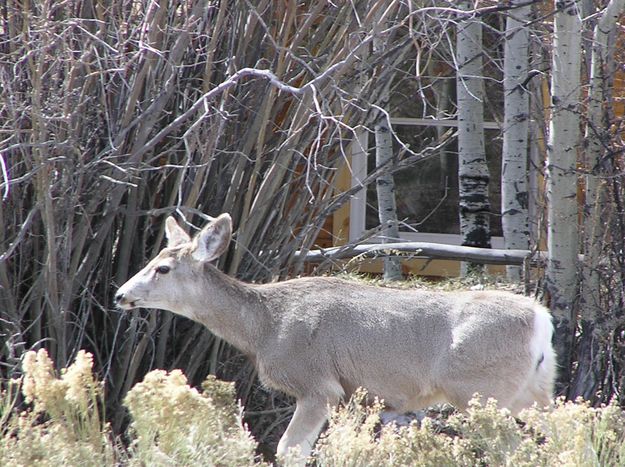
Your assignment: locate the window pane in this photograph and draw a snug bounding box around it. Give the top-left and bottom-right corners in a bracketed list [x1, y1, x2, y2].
[365, 125, 502, 237]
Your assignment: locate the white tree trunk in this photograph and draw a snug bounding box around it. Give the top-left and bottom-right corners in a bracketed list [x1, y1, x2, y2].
[456, 2, 491, 275]
[374, 113, 403, 281]
[546, 0, 582, 391]
[502, 0, 531, 282]
[373, 9, 402, 281]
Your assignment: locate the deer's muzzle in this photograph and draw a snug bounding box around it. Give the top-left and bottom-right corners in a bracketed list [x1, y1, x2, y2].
[115, 291, 137, 309]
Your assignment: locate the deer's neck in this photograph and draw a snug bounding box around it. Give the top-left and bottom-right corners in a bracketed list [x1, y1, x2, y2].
[181, 264, 271, 358]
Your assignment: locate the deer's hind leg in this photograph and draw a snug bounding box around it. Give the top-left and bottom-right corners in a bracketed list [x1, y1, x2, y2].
[277, 396, 335, 463]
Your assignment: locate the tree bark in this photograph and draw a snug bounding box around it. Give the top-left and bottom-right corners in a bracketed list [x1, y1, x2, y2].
[373, 9, 402, 281]
[502, 0, 531, 282]
[456, 1, 491, 275]
[374, 116, 403, 280]
[545, 0, 583, 394]
[299, 242, 538, 265]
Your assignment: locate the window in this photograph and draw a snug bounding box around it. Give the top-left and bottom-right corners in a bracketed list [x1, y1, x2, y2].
[349, 118, 505, 248]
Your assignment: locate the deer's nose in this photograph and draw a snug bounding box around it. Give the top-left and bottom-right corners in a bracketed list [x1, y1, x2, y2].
[115, 290, 137, 309]
[115, 291, 125, 304]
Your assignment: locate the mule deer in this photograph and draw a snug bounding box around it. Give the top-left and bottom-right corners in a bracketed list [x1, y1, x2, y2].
[115, 213, 556, 461]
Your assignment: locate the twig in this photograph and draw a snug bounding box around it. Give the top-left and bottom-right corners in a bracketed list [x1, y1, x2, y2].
[0, 207, 39, 263]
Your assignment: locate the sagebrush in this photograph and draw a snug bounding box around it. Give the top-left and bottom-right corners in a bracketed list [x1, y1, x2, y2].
[2, 350, 625, 466]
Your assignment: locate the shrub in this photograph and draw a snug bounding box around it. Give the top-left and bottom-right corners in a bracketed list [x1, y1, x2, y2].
[2, 351, 625, 466]
[124, 370, 263, 466]
[315, 392, 625, 467]
[0, 350, 263, 467]
[0, 349, 116, 466]
[520, 398, 625, 466]
[314, 390, 473, 467]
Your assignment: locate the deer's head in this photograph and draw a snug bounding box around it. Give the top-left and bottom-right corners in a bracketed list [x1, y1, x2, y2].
[115, 213, 232, 315]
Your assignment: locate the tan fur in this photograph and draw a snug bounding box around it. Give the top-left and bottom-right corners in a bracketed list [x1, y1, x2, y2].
[116, 213, 556, 462]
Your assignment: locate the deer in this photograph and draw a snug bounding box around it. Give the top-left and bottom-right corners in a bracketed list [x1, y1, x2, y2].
[115, 213, 556, 463]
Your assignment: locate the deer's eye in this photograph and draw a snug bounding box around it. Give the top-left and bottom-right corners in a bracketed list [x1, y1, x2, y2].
[155, 265, 171, 274]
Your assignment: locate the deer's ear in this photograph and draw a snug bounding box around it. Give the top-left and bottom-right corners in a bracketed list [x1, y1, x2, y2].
[191, 213, 232, 262]
[165, 216, 190, 247]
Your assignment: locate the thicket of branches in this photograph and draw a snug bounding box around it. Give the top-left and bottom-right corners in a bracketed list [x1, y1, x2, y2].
[0, 0, 454, 446]
[2, 0, 625, 453]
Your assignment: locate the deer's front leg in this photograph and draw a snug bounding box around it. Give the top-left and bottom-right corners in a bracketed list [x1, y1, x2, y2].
[277, 397, 331, 463]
